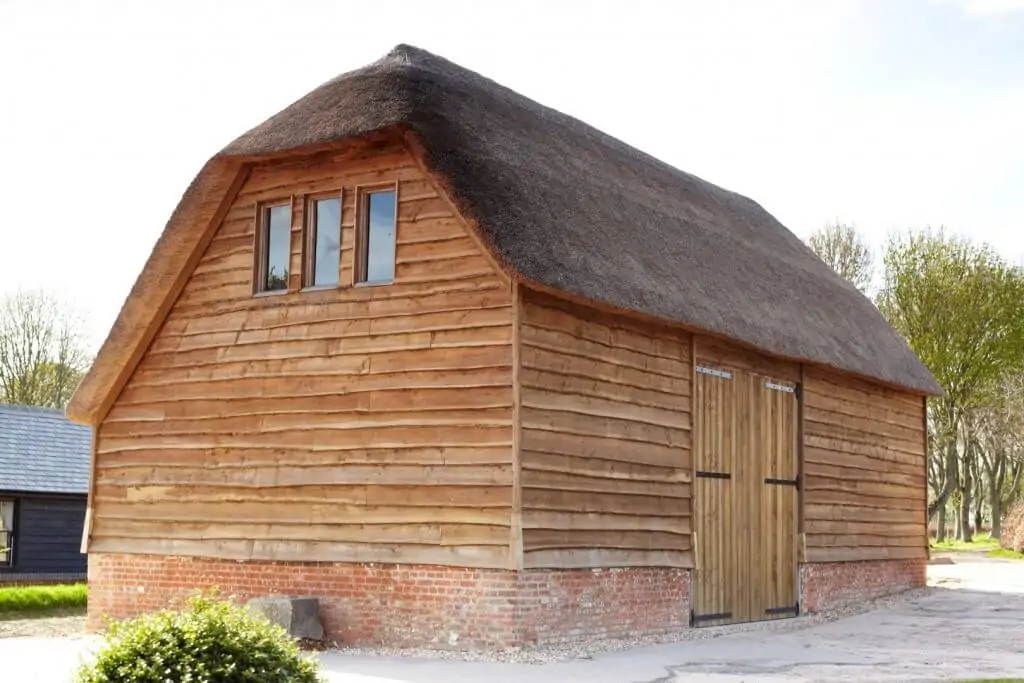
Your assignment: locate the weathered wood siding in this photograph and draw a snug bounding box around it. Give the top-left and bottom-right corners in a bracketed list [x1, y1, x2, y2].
[6, 494, 88, 575]
[691, 368, 798, 626]
[802, 368, 928, 562]
[517, 290, 693, 569]
[90, 137, 516, 568]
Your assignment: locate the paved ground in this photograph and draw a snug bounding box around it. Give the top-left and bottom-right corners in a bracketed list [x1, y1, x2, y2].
[4, 555, 1023, 682]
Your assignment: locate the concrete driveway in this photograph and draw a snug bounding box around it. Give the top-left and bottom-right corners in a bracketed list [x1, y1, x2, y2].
[5, 555, 1023, 683]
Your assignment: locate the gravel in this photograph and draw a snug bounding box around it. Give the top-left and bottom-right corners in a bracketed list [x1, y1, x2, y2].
[0, 611, 86, 639]
[326, 587, 936, 665]
[0, 586, 933, 663]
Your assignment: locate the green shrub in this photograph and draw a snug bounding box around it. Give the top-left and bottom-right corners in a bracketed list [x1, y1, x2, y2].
[76, 595, 323, 683]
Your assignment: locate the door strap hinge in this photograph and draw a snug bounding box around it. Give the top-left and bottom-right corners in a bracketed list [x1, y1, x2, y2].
[764, 477, 799, 487]
[696, 471, 731, 480]
[765, 604, 799, 616]
[696, 366, 732, 379]
[691, 611, 733, 625]
[765, 382, 795, 393]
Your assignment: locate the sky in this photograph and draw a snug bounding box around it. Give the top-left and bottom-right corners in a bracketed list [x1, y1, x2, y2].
[1, 0, 1023, 351]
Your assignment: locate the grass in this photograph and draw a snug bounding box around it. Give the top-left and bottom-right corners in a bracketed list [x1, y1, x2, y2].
[988, 547, 1024, 560]
[930, 533, 1000, 552]
[0, 583, 87, 617]
[930, 532, 1024, 560]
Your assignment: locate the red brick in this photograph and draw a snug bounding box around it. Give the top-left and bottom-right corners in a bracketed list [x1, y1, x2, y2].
[88, 554, 924, 648]
[88, 554, 690, 648]
[800, 559, 926, 612]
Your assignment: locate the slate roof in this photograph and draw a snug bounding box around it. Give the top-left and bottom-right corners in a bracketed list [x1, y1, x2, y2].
[0, 404, 90, 495]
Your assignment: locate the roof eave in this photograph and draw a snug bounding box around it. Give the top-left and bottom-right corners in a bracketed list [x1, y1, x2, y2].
[67, 157, 250, 426]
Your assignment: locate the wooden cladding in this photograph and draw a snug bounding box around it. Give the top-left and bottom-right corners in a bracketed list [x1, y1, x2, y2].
[92, 137, 516, 568]
[691, 368, 798, 626]
[801, 368, 928, 563]
[517, 291, 693, 569]
[88, 133, 927, 575]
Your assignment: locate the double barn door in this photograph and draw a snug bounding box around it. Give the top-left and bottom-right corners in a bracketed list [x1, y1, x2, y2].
[691, 364, 799, 626]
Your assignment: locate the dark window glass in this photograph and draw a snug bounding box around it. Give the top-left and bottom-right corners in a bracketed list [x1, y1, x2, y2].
[362, 190, 397, 283]
[263, 205, 290, 291]
[310, 198, 341, 287]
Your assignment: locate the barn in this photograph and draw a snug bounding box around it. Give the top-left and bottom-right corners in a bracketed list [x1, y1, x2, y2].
[68, 45, 941, 648]
[0, 404, 90, 584]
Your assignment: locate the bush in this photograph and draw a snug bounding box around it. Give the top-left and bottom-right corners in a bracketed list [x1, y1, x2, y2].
[1001, 500, 1024, 553]
[76, 595, 323, 683]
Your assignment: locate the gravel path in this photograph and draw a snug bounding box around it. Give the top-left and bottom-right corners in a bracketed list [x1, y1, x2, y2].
[0, 611, 85, 639]
[328, 587, 933, 665]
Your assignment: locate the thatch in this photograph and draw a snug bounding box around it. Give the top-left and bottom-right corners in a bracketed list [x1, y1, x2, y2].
[68, 45, 939, 423]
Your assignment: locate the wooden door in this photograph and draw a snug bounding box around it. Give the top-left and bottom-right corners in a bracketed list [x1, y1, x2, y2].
[756, 377, 799, 620]
[692, 365, 798, 626]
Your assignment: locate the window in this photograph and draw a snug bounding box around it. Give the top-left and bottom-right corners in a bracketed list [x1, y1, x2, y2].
[356, 188, 397, 284]
[304, 195, 342, 288]
[255, 203, 291, 293]
[0, 499, 13, 567]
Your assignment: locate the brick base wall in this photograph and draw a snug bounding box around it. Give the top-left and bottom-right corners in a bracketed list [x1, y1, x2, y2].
[799, 559, 927, 612]
[518, 567, 690, 644]
[87, 554, 690, 648]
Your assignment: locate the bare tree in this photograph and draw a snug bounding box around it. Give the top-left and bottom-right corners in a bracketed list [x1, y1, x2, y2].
[976, 373, 1024, 538]
[0, 290, 90, 408]
[807, 222, 874, 292]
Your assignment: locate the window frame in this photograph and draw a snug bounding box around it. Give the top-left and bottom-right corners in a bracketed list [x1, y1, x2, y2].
[0, 497, 16, 569]
[253, 199, 293, 296]
[302, 190, 344, 290]
[354, 183, 399, 286]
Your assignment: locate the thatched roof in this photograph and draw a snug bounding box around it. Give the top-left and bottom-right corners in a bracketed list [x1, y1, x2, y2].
[68, 45, 939, 423]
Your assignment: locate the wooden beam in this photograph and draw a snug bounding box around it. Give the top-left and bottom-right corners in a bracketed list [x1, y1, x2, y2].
[690, 333, 699, 571]
[510, 281, 524, 570]
[797, 363, 806, 563]
[80, 429, 99, 553]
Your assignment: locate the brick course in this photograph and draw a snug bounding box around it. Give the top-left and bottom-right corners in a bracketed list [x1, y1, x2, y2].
[87, 554, 690, 648]
[88, 554, 924, 647]
[799, 559, 927, 612]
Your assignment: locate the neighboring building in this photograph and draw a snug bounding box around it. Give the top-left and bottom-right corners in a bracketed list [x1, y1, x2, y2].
[0, 404, 89, 583]
[67, 45, 941, 647]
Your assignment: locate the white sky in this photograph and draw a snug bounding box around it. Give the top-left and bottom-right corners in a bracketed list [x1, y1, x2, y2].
[2, 0, 1023, 351]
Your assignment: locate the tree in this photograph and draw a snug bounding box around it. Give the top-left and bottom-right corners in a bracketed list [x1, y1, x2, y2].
[0, 290, 90, 408]
[877, 230, 1024, 539]
[807, 222, 874, 292]
[974, 373, 1024, 538]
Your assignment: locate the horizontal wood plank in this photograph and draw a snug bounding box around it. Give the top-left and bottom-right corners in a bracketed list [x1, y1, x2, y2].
[802, 372, 926, 560]
[89, 537, 510, 568]
[523, 548, 692, 569]
[92, 141, 516, 569]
